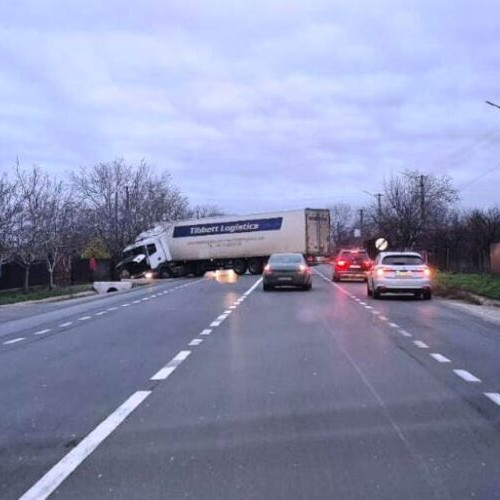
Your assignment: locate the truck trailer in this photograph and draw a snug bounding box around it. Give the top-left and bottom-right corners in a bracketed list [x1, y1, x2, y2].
[116, 208, 330, 278]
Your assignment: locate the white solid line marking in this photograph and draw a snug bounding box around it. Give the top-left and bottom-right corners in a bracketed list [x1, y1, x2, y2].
[121, 303, 131, 307]
[210, 321, 221, 327]
[454, 369, 481, 383]
[485, 393, 500, 407]
[413, 340, 429, 349]
[189, 338, 203, 346]
[19, 391, 151, 500]
[379, 316, 388, 321]
[150, 365, 176, 381]
[200, 329, 212, 336]
[59, 322, 73, 327]
[3, 337, 25, 345]
[34, 329, 51, 335]
[399, 329, 412, 337]
[388, 322, 399, 328]
[95, 311, 106, 316]
[430, 353, 451, 363]
[78, 316, 91, 321]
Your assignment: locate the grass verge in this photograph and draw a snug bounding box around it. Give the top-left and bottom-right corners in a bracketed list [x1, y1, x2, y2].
[0, 284, 93, 305]
[433, 272, 500, 303]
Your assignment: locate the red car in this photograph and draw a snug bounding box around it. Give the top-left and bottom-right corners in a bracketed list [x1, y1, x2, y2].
[333, 249, 372, 282]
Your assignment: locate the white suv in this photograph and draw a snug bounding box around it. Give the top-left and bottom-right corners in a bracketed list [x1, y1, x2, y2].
[367, 252, 432, 300]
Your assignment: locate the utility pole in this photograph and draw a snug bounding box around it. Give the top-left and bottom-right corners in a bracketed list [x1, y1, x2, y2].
[359, 209, 364, 241]
[375, 193, 382, 223]
[419, 175, 425, 224]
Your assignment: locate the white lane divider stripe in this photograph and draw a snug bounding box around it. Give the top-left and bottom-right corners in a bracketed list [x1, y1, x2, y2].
[121, 303, 131, 307]
[388, 322, 399, 328]
[485, 393, 500, 407]
[3, 337, 25, 345]
[454, 369, 481, 383]
[107, 307, 118, 311]
[19, 391, 151, 500]
[210, 321, 221, 327]
[189, 338, 203, 346]
[216, 314, 227, 321]
[229, 305, 237, 309]
[430, 353, 451, 363]
[151, 350, 191, 380]
[200, 329, 212, 336]
[379, 316, 388, 321]
[95, 311, 106, 316]
[399, 329, 412, 337]
[78, 316, 91, 321]
[59, 322, 73, 327]
[141, 298, 149, 301]
[132, 300, 141, 304]
[413, 340, 429, 349]
[223, 309, 232, 314]
[34, 329, 51, 335]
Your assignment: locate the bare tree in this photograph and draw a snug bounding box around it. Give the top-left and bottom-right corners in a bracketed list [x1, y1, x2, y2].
[188, 204, 225, 219]
[72, 159, 189, 263]
[0, 173, 19, 275]
[329, 203, 355, 249]
[12, 165, 48, 293]
[381, 170, 458, 249]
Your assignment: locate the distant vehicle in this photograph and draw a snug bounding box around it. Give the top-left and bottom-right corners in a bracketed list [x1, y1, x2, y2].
[332, 249, 372, 282]
[367, 251, 432, 299]
[263, 253, 312, 291]
[116, 209, 330, 278]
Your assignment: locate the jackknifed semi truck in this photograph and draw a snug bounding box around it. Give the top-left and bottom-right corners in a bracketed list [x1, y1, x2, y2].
[116, 208, 330, 278]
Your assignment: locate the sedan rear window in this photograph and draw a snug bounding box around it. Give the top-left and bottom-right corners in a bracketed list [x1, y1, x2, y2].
[382, 255, 424, 266]
[270, 254, 303, 264]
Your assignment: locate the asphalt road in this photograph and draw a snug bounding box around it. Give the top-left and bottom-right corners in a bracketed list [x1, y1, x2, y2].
[2, 266, 500, 499]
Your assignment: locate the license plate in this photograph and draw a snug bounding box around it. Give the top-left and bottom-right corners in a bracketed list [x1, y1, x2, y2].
[278, 277, 293, 281]
[397, 271, 409, 276]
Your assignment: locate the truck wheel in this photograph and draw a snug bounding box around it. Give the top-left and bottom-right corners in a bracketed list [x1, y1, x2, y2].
[159, 267, 172, 279]
[233, 259, 248, 275]
[193, 264, 205, 277]
[248, 258, 263, 275]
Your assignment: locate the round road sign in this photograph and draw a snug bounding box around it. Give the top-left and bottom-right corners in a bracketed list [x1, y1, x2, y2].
[375, 238, 388, 251]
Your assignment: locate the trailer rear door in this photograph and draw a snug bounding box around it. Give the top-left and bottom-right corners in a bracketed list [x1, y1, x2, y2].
[305, 209, 330, 256]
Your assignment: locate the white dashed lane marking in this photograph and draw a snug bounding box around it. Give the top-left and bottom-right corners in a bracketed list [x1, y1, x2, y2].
[454, 369, 481, 383]
[121, 303, 131, 308]
[188, 339, 203, 346]
[19, 391, 151, 500]
[95, 311, 106, 316]
[78, 316, 91, 321]
[485, 393, 500, 407]
[210, 321, 222, 327]
[151, 350, 191, 381]
[413, 340, 429, 349]
[399, 329, 412, 337]
[430, 353, 451, 363]
[379, 316, 388, 321]
[59, 322, 73, 328]
[3, 337, 25, 345]
[388, 322, 399, 328]
[107, 307, 118, 311]
[34, 329, 51, 335]
[200, 329, 212, 336]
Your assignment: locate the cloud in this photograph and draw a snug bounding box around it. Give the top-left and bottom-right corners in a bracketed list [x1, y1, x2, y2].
[0, 0, 500, 213]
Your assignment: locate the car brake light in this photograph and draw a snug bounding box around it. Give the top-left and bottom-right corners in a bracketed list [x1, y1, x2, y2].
[336, 259, 347, 267]
[376, 267, 385, 277]
[423, 267, 431, 277]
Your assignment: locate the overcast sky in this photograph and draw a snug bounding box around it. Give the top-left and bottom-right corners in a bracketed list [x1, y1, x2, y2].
[1, 0, 499, 213]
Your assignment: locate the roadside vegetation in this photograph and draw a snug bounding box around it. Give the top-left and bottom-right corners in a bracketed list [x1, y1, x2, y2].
[433, 271, 500, 303]
[0, 284, 93, 306]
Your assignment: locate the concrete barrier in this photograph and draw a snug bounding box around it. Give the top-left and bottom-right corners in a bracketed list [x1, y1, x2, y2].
[93, 281, 133, 294]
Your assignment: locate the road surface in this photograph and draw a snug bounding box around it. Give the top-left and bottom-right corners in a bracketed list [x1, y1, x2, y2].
[1, 266, 500, 499]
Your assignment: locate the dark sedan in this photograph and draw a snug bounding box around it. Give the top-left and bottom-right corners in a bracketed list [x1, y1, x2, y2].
[263, 253, 312, 291]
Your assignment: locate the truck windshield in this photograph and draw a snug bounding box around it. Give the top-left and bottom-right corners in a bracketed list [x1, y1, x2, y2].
[123, 246, 146, 259]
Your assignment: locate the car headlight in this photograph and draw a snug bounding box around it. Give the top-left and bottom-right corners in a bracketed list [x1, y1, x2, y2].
[145, 271, 153, 279]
